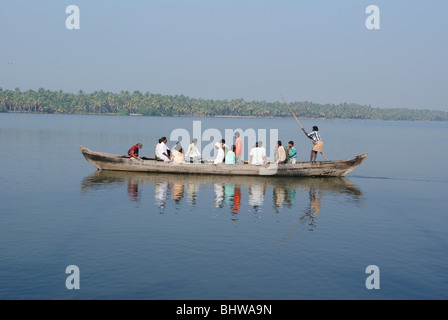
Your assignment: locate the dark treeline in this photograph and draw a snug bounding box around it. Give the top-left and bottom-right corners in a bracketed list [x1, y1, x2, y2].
[1, 87, 447, 121]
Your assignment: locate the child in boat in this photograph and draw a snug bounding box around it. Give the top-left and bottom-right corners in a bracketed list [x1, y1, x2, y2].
[302, 126, 323, 163]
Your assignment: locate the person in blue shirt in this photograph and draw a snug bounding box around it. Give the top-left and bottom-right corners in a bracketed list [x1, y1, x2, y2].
[288, 141, 297, 164]
[225, 145, 237, 165]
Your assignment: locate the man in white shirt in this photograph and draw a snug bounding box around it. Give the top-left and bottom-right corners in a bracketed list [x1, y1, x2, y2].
[213, 142, 225, 165]
[249, 141, 267, 166]
[157, 137, 171, 162]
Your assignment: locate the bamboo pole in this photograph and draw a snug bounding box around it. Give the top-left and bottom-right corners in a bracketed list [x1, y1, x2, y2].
[281, 95, 328, 161]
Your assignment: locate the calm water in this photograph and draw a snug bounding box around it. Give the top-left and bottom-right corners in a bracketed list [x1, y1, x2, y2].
[0, 113, 447, 300]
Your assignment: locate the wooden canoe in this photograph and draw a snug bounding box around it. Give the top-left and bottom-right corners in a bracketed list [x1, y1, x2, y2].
[80, 146, 367, 177]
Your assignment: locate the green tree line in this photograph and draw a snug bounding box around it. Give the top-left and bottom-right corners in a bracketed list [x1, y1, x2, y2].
[1, 87, 447, 121]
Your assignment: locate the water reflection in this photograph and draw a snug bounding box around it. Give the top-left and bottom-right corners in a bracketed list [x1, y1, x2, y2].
[249, 184, 266, 212]
[155, 182, 169, 209]
[273, 185, 296, 211]
[299, 187, 322, 231]
[81, 171, 364, 228]
[127, 182, 141, 204]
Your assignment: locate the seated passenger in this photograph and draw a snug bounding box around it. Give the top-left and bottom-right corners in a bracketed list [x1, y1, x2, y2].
[157, 137, 171, 162]
[288, 141, 297, 164]
[185, 138, 201, 162]
[225, 145, 237, 165]
[275, 141, 287, 164]
[171, 142, 185, 164]
[213, 142, 225, 165]
[249, 142, 267, 165]
[155, 138, 161, 160]
[220, 139, 230, 157]
[129, 143, 143, 161]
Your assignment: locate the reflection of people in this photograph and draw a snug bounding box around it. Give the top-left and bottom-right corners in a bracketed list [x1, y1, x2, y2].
[222, 184, 241, 218]
[308, 188, 321, 216]
[302, 126, 323, 163]
[273, 186, 296, 209]
[128, 182, 140, 203]
[185, 138, 201, 162]
[214, 183, 224, 207]
[273, 186, 286, 210]
[249, 142, 267, 165]
[286, 188, 296, 206]
[273, 185, 296, 210]
[224, 184, 235, 202]
[186, 183, 199, 205]
[157, 137, 171, 162]
[249, 184, 266, 209]
[299, 187, 322, 230]
[232, 187, 241, 215]
[155, 182, 169, 209]
[171, 182, 184, 202]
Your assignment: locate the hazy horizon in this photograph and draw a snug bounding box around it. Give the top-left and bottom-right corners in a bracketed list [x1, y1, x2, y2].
[1, 0, 447, 111]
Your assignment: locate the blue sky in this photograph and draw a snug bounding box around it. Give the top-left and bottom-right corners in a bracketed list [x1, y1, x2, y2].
[1, 0, 447, 111]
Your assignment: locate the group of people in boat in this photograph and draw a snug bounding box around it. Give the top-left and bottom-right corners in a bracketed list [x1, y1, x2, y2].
[128, 126, 324, 165]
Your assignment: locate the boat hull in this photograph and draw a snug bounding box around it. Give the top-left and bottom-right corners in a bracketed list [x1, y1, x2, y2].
[80, 146, 367, 177]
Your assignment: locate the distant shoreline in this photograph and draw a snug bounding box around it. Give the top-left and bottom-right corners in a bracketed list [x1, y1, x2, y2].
[1, 110, 446, 122]
[2, 88, 447, 121]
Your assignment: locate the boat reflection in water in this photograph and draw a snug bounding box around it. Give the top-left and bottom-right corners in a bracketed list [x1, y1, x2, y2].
[81, 171, 364, 227]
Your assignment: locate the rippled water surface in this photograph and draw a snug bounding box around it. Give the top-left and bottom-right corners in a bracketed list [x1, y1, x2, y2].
[0, 113, 447, 300]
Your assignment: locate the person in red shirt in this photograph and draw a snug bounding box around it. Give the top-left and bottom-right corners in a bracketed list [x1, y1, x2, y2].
[234, 132, 243, 163]
[129, 143, 143, 161]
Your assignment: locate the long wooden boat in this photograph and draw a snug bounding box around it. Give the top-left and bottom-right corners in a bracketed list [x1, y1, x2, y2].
[80, 146, 367, 177]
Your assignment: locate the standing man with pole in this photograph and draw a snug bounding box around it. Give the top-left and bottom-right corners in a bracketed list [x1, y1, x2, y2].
[280, 95, 328, 162]
[301, 126, 324, 164]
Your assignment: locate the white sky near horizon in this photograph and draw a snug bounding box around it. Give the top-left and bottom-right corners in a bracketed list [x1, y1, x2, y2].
[0, 0, 447, 111]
